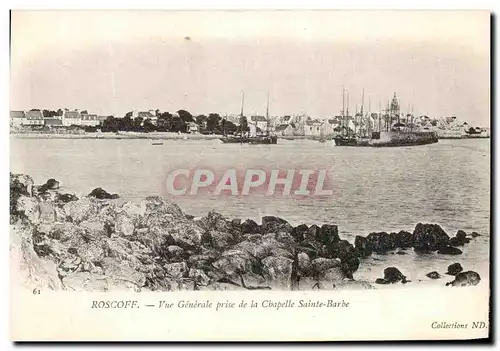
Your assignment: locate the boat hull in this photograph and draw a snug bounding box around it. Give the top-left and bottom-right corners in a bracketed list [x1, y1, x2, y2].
[248, 136, 278, 144]
[334, 131, 438, 147]
[220, 137, 250, 143]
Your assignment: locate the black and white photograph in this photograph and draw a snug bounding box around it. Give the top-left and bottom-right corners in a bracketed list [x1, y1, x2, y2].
[8, 9, 491, 341]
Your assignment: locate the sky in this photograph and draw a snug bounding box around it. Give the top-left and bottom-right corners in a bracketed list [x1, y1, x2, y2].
[10, 10, 490, 126]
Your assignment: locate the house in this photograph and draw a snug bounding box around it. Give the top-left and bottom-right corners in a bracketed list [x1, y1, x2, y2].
[62, 110, 82, 126]
[10, 111, 26, 126]
[81, 114, 100, 127]
[97, 116, 109, 124]
[321, 118, 339, 136]
[250, 115, 268, 132]
[304, 119, 324, 137]
[274, 123, 295, 137]
[44, 118, 63, 128]
[132, 111, 158, 124]
[187, 122, 199, 133]
[25, 110, 45, 126]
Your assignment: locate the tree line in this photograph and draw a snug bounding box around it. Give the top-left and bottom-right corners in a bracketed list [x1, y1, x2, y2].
[101, 110, 249, 134]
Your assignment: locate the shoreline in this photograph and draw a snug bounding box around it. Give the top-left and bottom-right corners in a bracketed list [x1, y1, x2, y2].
[10, 173, 487, 292]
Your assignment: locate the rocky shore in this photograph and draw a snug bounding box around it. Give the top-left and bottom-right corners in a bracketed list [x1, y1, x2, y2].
[10, 173, 483, 292]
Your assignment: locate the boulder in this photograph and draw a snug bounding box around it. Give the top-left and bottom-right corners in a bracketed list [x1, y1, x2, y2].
[426, 271, 442, 279]
[306, 225, 320, 241]
[188, 268, 211, 286]
[291, 224, 309, 242]
[354, 235, 372, 257]
[262, 255, 293, 287]
[261, 216, 293, 235]
[317, 224, 340, 246]
[297, 252, 311, 272]
[471, 232, 481, 238]
[55, 193, 79, 204]
[365, 232, 393, 253]
[240, 219, 261, 234]
[233, 240, 268, 260]
[16, 196, 40, 223]
[395, 230, 414, 248]
[449, 237, 462, 247]
[166, 245, 185, 262]
[41, 178, 60, 191]
[322, 267, 346, 282]
[413, 223, 450, 251]
[379, 267, 408, 284]
[446, 263, 463, 276]
[437, 246, 463, 255]
[164, 262, 189, 278]
[456, 230, 467, 242]
[199, 211, 232, 233]
[88, 187, 119, 199]
[340, 255, 360, 279]
[446, 271, 481, 287]
[201, 230, 235, 250]
[396, 250, 407, 255]
[310, 258, 341, 276]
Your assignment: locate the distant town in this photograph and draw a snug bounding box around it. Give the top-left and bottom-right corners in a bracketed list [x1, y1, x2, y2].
[10, 96, 490, 139]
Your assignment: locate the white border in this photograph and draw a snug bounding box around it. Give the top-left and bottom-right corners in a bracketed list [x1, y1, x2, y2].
[1, 1, 498, 349]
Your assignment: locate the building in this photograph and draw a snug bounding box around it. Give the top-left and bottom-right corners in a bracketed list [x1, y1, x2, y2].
[10, 111, 26, 126]
[304, 120, 324, 137]
[274, 123, 295, 137]
[44, 118, 63, 128]
[81, 114, 100, 127]
[25, 110, 44, 126]
[62, 111, 82, 126]
[250, 115, 268, 132]
[132, 111, 158, 124]
[187, 122, 199, 133]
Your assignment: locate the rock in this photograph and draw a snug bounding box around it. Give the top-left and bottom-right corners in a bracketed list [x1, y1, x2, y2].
[382, 267, 408, 284]
[39, 200, 57, 223]
[329, 240, 356, 260]
[16, 196, 40, 223]
[164, 262, 189, 278]
[212, 250, 259, 279]
[446, 271, 481, 287]
[413, 223, 450, 251]
[44, 178, 60, 190]
[449, 237, 462, 247]
[291, 224, 308, 242]
[100, 257, 146, 287]
[115, 214, 135, 237]
[456, 230, 467, 241]
[306, 225, 320, 241]
[322, 267, 346, 282]
[262, 255, 293, 287]
[166, 245, 185, 262]
[446, 263, 463, 275]
[233, 240, 268, 260]
[375, 278, 390, 284]
[261, 216, 293, 235]
[297, 252, 311, 272]
[317, 224, 340, 246]
[88, 187, 119, 199]
[240, 219, 260, 234]
[366, 232, 393, 253]
[199, 211, 232, 233]
[55, 193, 79, 204]
[437, 246, 463, 255]
[201, 230, 235, 250]
[395, 230, 414, 248]
[188, 268, 211, 286]
[310, 258, 341, 276]
[471, 232, 481, 238]
[354, 235, 372, 257]
[341, 255, 360, 279]
[426, 271, 442, 279]
[63, 197, 102, 224]
[10, 174, 35, 222]
[396, 251, 407, 255]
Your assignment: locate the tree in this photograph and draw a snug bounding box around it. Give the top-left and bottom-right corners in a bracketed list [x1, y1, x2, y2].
[206, 113, 221, 133]
[157, 112, 174, 131]
[195, 114, 207, 125]
[143, 118, 156, 132]
[133, 117, 144, 131]
[120, 116, 134, 131]
[238, 116, 250, 134]
[102, 116, 119, 133]
[177, 109, 194, 123]
[80, 110, 88, 115]
[56, 108, 63, 116]
[125, 111, 134, 118]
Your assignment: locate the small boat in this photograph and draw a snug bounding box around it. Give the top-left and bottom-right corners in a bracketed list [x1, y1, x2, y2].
[151, 140, 163, 146]
[248, 92, 278, 145]
[220, 92, 251, 144]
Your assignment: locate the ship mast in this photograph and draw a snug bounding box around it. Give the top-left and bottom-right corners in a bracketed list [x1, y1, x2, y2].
[266, 91, 270, 135]
[360, 89, 365, 137]
[240, 92, 245, 138]
[342, 86, 345, 136]
[346, 91, 350, 138]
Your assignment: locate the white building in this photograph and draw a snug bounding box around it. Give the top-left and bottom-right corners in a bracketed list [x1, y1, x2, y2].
[10, 111, 26, 126]
[80, 114, 100, 127]
[62, 111, 82, 127]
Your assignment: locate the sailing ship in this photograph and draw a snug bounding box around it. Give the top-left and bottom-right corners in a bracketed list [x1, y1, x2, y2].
[334, 91, 438, 147]
[248, 93, 278, 145]
[220, 92, 250, 144]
